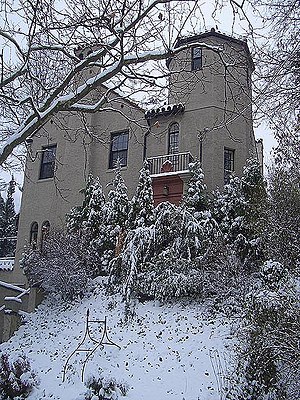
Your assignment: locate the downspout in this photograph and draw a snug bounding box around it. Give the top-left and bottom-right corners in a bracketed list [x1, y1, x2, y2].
[143, 119, 151, 160]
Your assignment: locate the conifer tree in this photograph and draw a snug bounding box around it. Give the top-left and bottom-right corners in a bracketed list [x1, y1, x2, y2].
[107, 162, 129, 230]
[213, 158, 266, 270]
[66, 174, 105, 234]
[0, 178, 17, 257]
[182, 160, 208, 215]
[212, 175, 246, 239]
[128, 160, 154, 229]
[0, 193, 5, 252]
[240, 158, 266, 227]
[266, 162, 300, 270]
[66, 174, 110, 275]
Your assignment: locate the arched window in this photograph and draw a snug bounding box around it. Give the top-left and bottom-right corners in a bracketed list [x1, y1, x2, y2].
[41, 221, 50, 251]
[168, 123, 179, 154]
[41, 221, 50, 244]
[30, 222, 38, 248]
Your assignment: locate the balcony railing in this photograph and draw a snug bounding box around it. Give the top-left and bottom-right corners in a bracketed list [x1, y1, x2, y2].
[148, 152, 194, 175]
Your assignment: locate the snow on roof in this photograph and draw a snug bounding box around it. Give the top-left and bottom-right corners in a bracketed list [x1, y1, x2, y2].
[0, 258, 14, 271]
[150, 169, 190, 178]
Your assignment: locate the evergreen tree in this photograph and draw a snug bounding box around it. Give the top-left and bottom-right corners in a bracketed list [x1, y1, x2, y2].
[0, 178, 17, 257]
[212, 175, 245, 236]
[182, 160, 208, 215]
[266, 162, 300, 270]
[66, 174, 105, 234]
[240, 158, 266, 228]
[212, 159, 266, 270]
[107, 161, 129, 230]
[66, 174, 111, 275]
[0, 193, 5, 246]
[128, 160, 154, 229]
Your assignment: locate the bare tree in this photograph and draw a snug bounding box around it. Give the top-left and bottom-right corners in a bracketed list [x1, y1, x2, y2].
[221, 0, 299, 140]
[0, 0, 227, 167]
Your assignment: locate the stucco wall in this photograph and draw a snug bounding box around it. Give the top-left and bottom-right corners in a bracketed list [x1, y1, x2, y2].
[89, 93, 147, 197]
[146, 31, 256, 191]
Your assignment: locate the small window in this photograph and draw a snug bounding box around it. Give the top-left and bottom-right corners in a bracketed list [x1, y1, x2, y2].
[41, 221, 50, 249]
[39, 145, 57, 179]
[109, 131, 129, 169]
[191, 47, 202, 71]
[30, 222, 38, 248]
[41, 221, 50, 242]
[224, 148, 235, 184]
[168, 123, 179, 154]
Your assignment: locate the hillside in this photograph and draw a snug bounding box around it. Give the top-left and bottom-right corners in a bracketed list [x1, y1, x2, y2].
[0, 278, 234, 400]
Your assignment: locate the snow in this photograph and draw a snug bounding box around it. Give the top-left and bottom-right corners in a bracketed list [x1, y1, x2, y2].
[0, 278, 234, 399]
[0, 257, 14, 271]
[150, 170, 189, 178]
[0, 280, 26, 293]
[4, 296, 22, 303]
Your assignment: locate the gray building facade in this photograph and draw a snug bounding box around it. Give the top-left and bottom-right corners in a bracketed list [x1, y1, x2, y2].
[0, 29, 262, 341]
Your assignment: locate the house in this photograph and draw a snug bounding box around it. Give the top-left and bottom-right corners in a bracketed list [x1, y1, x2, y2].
[0, 28, 262, 341]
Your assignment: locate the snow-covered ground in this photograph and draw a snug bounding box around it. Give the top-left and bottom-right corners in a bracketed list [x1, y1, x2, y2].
[1, 278, 234, 399]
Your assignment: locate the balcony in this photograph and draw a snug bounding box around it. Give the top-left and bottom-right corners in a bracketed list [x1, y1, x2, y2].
[147, 152, 194, 176]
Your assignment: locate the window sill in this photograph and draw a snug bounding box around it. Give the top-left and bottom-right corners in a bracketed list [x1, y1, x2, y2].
[106, 166, 128, 173]
[37, 177, 54, 182]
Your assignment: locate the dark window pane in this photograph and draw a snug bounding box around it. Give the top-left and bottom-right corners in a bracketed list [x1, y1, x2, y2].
[168, 123, 179, 154]
[224, 148, 235, 184]
[39, 145, 57, 179]
[192, 47, 202, 71]
[30, 222, 38, 248]
[109, 131, 129, 169]
[192, 47, 202, 58]
[41, 221, 50, 249]
[43, 147, 56, 163]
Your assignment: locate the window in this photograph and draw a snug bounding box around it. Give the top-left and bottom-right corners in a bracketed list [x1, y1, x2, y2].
[41, 221, 50, 241]
[191, 47, 202, 71]
[30, 222, 38, 248]
[168, 123, 179, 154]
[224, 148, 235, 183]
[109, 131, 129, 169]
[41, 221, 50, 249]
[39, 144, 57, 179]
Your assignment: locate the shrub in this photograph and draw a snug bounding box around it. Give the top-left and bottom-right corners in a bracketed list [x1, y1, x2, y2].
[135, 253, 204, 302]
[22, 231, 90, 301]
[0, 352, 39, 399]
[76, 375, 129, 400]
[226, 260, 299, 399]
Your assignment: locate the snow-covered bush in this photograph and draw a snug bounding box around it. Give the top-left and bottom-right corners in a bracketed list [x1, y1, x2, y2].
[212, 158, 267, 271]
[77, 374, 129, 399]
[227, 260, 300, 399]
[113, 201, 222, 303]
[265, 163, 300, 270]
[135, 253, 204, 301]
[22, 231, 90, 301]
[0, 352, 39, 399]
